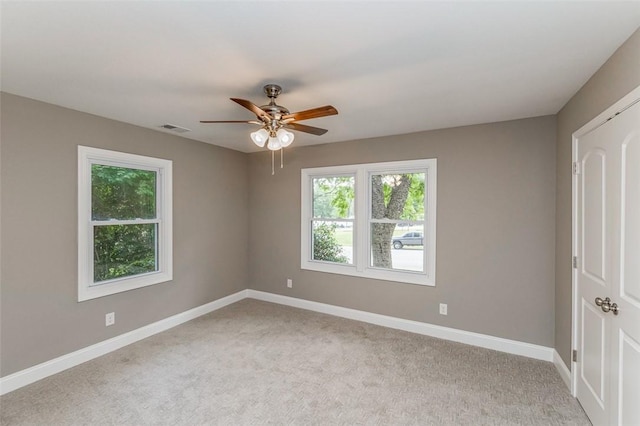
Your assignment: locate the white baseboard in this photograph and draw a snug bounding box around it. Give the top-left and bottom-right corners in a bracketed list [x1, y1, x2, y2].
[0, 289, 247, 396]
[247, 290, 554, 362]
[553, 349, 572, 391]
[1, 288, 559, 396]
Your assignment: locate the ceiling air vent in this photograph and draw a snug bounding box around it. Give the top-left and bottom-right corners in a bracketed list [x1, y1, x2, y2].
[160, 123, 191, 133]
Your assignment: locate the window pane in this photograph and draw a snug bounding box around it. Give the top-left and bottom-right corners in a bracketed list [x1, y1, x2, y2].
[312, 176, 355, 219]
[371, 224, 424, 272]
[312, 221, 353, 264]
[92, 164, 157, 220]
[370, 173, 425, 221]
[94, 224, 157, 283]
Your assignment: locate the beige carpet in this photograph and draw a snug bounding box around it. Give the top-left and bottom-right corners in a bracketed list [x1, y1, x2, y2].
[1, 299, 588, 425]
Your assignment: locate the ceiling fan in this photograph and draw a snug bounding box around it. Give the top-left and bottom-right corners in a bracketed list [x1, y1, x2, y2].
[200, 84, 338, 152]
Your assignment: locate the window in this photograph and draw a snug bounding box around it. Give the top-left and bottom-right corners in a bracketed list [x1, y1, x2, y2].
[311, 176, 355, 265]
[78, 146, 172, 301]
[301, 159, 436, 286]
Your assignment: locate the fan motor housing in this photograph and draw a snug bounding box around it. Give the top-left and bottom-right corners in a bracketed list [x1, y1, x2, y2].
[260, 104, 290, 117]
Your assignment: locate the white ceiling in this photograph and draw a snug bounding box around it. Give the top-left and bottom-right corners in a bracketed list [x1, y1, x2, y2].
[2, 2, 639, 153]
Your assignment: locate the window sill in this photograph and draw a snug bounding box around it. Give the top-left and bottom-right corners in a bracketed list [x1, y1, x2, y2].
[301, 261, 435, 286]
[78, 271, 172, 302]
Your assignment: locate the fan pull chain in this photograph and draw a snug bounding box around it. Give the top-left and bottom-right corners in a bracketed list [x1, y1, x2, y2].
[281, 149, 284, 169]
[271, 151, 275, 175]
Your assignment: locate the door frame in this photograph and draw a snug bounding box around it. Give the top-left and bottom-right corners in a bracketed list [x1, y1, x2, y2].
[571, 84, 640, 396]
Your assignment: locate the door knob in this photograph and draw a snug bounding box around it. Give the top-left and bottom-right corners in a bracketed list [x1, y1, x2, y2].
[595, 297, 619, 315]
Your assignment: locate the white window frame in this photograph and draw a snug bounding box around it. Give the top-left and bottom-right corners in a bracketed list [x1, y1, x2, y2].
[301, 159, 437, 286]
[78, 146, 173, 301]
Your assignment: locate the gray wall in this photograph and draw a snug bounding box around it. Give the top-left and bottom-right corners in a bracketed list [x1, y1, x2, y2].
[249, 116, 557, 347]
[0, 93, 249, 376]
[3, 28, 637, 378]
[554, 28, 640, 368]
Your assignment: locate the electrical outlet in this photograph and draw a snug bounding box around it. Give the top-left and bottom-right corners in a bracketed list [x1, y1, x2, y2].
[439, 303, 448, 315]
[105, 312, 115, 326]
[287, 278, 293, 288]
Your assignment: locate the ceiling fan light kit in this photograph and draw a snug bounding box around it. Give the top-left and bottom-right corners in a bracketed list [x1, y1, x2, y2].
[201, 84, 338, 174]
[275, 128, 294, 147]
[250, 128, 268, 147]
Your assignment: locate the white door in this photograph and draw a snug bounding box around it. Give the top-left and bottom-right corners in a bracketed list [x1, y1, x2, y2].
[575, 98, 640, 426]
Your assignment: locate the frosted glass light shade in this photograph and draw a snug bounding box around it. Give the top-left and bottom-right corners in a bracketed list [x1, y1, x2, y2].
[276, 129, 295, 147]
[250, 129, 269, 147]
[267, 137, 282, 151]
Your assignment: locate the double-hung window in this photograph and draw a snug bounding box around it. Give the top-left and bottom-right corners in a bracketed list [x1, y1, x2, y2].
[78, 146, 172, 301]
[301, 159, 436, 286]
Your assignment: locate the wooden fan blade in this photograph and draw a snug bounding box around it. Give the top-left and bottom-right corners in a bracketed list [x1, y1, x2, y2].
[200, 120, 261, 124]
[285, 122, 328, 136]
[230, 98, 272, 122]
[281, 105, 338, 121]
